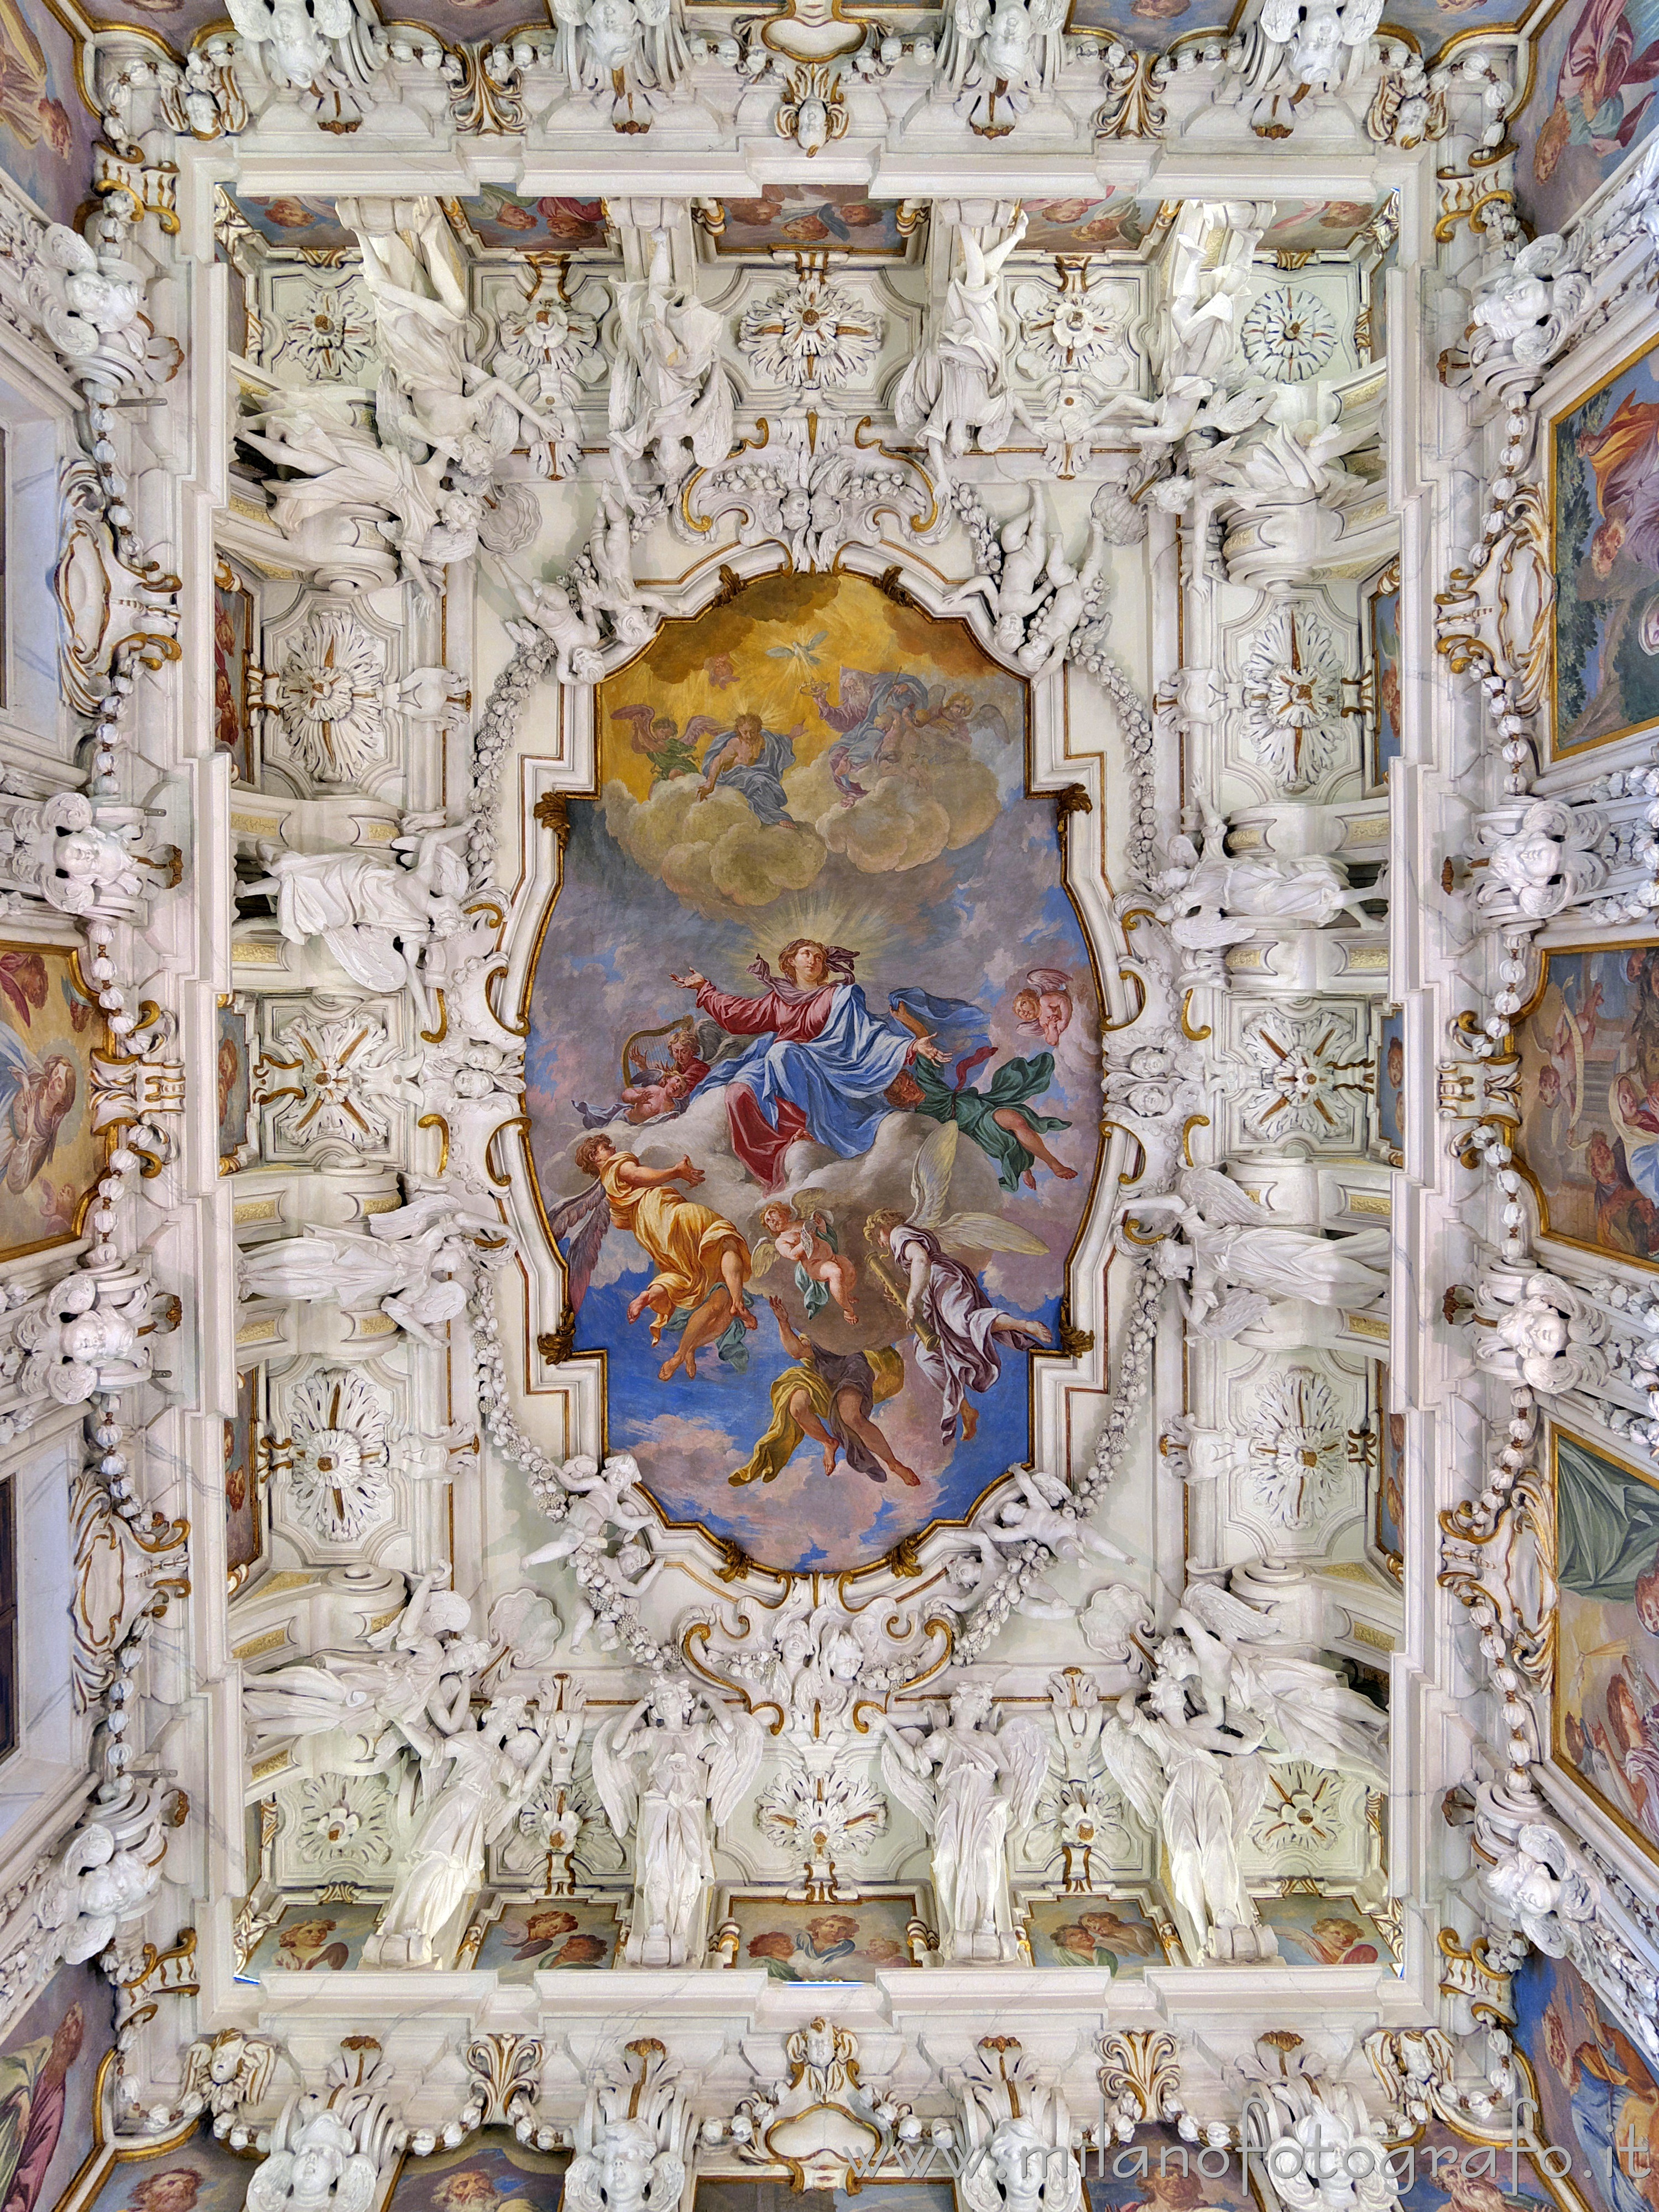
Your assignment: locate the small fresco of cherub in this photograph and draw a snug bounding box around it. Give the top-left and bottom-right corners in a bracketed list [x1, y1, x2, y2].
[755, 1195, 858, 1324]
[1012, 967, 1073, 1048]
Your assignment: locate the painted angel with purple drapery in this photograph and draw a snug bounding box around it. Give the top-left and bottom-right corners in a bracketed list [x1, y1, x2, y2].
[863, 1121, 1051, 1445]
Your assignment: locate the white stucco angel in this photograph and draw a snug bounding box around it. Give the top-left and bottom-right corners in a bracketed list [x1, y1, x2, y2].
[365, 1699, 563, 1966]
[237, 1190, 510, 1348]
[550, 0, 688, 129]
[1095, 1674, 1263, 1963]
[937, 0, 1067, 134]
[524, 1455, 656, 1570]
[567, 2052, 691, 2212]
[242, 1572, 490, 1798]
[245, 2107, 379, 2212]
[609, 231, 735, 505]
[1152, 794, 1381, 951]
[976, 1465, 1130, 1567]
[37, 1783, 173, 1966]
[1257, 0, 1382, 94]
[1468, 798, 1610, 921]
[576, 486, 675, 648]
[1166, 1580, 1390, 1786]
[238, 402, 477, 589]
[950, 484, 1057, 650]
[226, 0, 353, 86]
[591, 1678, 763, 1965]
[895, 215, 1032, 462]
[1480, 1822, 1598, 1956]
[487, 556, 604, 683]
[1015, 523, 1104, 673]
[1131, 1165, 1391, 1337]
[877, 1684, 1048, 1960]
[244, 818, 469, 1033]
[15, 1267, 155, 1406]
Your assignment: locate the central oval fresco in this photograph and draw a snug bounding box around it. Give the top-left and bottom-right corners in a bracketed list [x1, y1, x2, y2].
[525, 572, 1101, 1573]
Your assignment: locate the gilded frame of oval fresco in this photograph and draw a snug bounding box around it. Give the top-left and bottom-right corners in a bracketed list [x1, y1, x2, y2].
[496, 555, 1130, 1583]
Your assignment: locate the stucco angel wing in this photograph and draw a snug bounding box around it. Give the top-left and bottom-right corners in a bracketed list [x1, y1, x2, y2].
[1176, 1579, 1277, 1644]
[1095, 1714, 1165, 1830]
[589, 1708, 641, 1840]
[1168, 911, 1258, 951]
[1258, 0, 1302, 40]
[246, 2152, 296, 2212]
[334, 2156, 382, 2212]
[1188, 1288, 1271, 1339]
[566, 2152, 606, 2212]
[705, 1705, 765, 1827]
[879, 1728, 938, 1832]
[1176, 1164, 1266, 1227]
[996, 1713, 1051, 1830]
[910, 1117, 959, 1232]
[644, 2154, 687, 2209]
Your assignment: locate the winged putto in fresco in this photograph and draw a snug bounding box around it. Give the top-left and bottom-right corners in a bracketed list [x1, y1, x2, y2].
[526, 572, 1100, 1570]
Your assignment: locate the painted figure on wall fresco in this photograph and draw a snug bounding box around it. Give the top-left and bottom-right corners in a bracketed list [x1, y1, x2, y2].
[1515, 946, 1659, 1259]
[1553, 340, 1659, 757]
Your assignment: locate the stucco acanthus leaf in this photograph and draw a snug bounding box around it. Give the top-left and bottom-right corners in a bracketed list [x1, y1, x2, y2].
[591, 1679, 764, 1966]
[738, 269, 883, 392]
[682, 410, 947, 573]
[935, 0, 1067, 135]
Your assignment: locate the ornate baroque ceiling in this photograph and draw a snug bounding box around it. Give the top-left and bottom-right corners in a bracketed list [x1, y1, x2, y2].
[0, 4, 1654, 2212]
